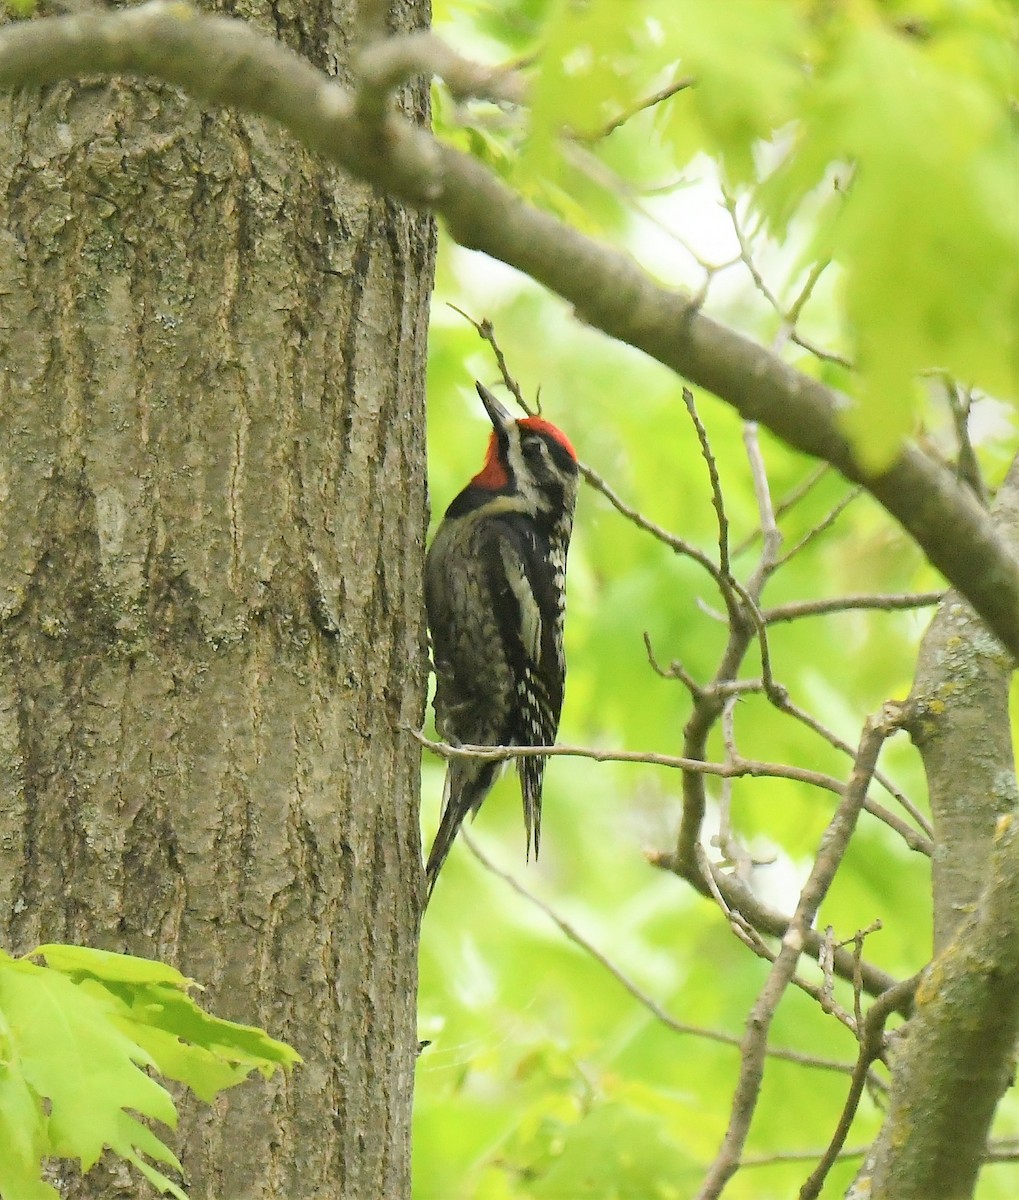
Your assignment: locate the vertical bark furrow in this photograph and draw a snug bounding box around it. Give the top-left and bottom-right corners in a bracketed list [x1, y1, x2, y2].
[0, 2, 435, 1196]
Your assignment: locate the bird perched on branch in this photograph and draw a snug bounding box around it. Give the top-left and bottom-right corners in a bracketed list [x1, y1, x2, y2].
[423, 382, 579, 900]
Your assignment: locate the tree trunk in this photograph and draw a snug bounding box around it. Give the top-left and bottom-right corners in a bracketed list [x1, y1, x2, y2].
[0, 2, 434, 1196]
[854, 459, 1019, 1199]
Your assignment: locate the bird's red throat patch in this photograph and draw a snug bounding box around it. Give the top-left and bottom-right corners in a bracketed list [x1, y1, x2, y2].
[472, 431, 511, 490]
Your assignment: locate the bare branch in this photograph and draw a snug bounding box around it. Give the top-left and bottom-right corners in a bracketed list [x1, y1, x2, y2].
[359, 31, 526, 107]
[789, 332, 853, 368]
[734, 464, 831, 557]
[721, 188, 850, 370]
[798, 972, 920, 1200]
[447, 306, 534, 414]
[696, 842, 765, 953]
[410, 728, 879, 796]
[743, 1145, 868, 1168]
[578, 460, 727, 585]
[722, 188, 782, 314]
[695, 708, 896, 1199]
[653, 848, 906, 1006]
[743, 421, 782, 589]
[643, 631, 705, 695]
[692, 844, 862, 1036]
[763, 592, 944, 623]
[769, 689, 933, 844]
[774, 485, 866, 569]
[785, 256, 833, 331]
[943, 377, 989, 505]
[462, 831, 861, 1080]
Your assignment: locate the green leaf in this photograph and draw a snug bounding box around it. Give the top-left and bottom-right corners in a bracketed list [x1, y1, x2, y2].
[1, 946, 300, 1199]
[32, 944, 194, 989]
[527, 0, 674, 178]
[30, 944, 301, 1080]
[756, 12, 1019, 468]
[656, 0, 806, 181]
[0, 957, 177, 1170]
[0, 1005, 58, 1200]
[111, 981, 302, 1079]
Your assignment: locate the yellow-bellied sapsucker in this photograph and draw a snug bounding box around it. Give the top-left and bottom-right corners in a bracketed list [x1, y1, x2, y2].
[424, 382, 579, 899]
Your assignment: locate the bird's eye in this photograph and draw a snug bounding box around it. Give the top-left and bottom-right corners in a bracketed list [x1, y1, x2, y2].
[522, 438, 546, 463]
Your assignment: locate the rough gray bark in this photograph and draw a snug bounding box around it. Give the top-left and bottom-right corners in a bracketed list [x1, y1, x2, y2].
[909, 485, 1019, 956]
[0, 1, 434, 1197]
[853, 459, 1019, 1200]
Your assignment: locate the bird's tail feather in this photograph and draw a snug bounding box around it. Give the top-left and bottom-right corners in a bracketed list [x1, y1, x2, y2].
[424, 757, 500, 902]
[520, 754, 546, 863]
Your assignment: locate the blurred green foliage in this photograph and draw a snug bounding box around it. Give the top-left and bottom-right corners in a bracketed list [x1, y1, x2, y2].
[433, 0, 1018, 468]
[418, 1, 1019, 1196]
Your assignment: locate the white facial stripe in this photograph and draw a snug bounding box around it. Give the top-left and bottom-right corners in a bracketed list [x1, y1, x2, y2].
[504, 425, 577, 515]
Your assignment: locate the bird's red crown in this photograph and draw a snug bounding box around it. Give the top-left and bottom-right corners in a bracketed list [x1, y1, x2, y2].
[519, 416, 577, 461]
[472, 416, 576, 491]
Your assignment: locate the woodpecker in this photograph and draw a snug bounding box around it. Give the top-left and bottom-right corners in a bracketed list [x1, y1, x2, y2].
[424, 382, 579, 899]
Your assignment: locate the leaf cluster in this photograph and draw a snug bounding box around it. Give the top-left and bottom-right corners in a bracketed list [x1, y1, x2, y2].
[435, 0, 1019, 468]
[0, 944, 299, 1200]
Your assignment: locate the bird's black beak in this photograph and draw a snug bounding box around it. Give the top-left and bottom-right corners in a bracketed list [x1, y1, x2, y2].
[476, 382, 513, 432]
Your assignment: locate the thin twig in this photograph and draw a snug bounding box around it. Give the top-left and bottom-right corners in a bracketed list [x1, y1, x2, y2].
[789, 332, 853, 368]
[818, 925, 836, 1011]
[684, 387, 732, 581]
[774, 486, 866, 569]
[742, 1145, 869, 1168]
[413, 715, 930, 857]
[357, 30, 527, 106]
[986, 1141, 1019, 1162]
[763, 592, 944, 624]
[643, 631, 705, 696]
[714, 698, 757, 885]
[447, 305, 533, 413]
[584, 75, 695, 138]
[943, 377, 988, 505]
[733, 464, 832, 557]
[842, 921, 884, 1034]
[785, 256, 833, 330]
[463, 830, 861, 1079]
[695, 708, 896, 1200]
[579, 462, 727, 585]
[798, 972, 920, 1199]
[411, 728, 887, 801]
[743, 421, 782, 595]
[768, 690, 932, 844]
[652, 850, 905, 1008]
[561, 140, 738, 291]
[696, 843, 764, 953]
[691, 854, 860, 1036]
[722, 188, 782, 313]
[721, 188, 850, 370]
